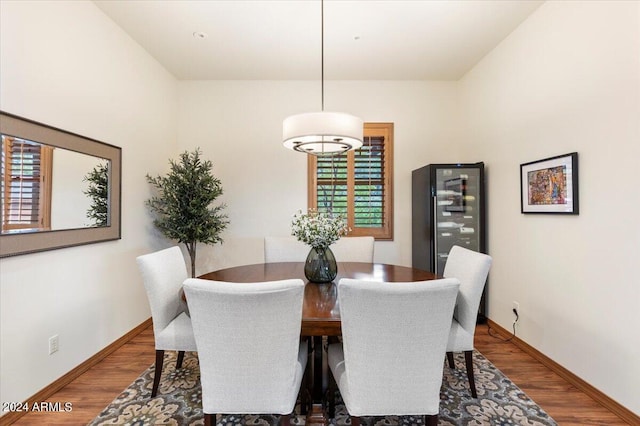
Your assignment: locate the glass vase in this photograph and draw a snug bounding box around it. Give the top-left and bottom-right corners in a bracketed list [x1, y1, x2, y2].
[304, 246, 338, 283]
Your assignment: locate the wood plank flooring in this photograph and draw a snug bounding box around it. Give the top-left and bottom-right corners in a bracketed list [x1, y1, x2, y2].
[474, 325, 629, 426]
[5, 324, 630, 425]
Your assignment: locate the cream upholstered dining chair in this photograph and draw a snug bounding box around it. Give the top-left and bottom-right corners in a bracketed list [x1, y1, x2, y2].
[330, 236, 375, 262]
[327, 277, 460, 426]
[443, 245, 492, 398]
[183, 278, 308, 426]
[264, 236, 308, 262]
[136, 246, 197, 398]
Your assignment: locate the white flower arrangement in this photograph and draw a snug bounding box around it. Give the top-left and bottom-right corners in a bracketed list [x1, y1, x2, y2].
[291, 209, 349, 249]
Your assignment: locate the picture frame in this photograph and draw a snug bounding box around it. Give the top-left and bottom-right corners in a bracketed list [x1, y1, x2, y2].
[520, 152, 578, 214]
[1, 111, 122, 257]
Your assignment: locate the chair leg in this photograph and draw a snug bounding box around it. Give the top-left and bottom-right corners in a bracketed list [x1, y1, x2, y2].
[176, 350, 185, 369]
[204, 413, 215, 426]
[350, 416, 360, 426]
[464, 350, 478, 398]
[446, 351, 455, 368]
[279, 414, 291, 426]
[297, 384, 308, 416]
[425, 414, 438, 426]
[299, 339, 313, 415]
[299, 386, 311, 416]
[327, 382, 336, 419]
[151, 350, 164, 397]
[326, 336, 339, 418]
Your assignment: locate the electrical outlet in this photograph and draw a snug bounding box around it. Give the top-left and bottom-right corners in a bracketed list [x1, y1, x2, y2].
[512, 301, 520, 314]
[49, 335, 59, 354]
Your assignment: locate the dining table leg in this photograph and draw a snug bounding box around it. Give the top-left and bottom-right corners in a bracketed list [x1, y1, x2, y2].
[306, 335, 328, 426]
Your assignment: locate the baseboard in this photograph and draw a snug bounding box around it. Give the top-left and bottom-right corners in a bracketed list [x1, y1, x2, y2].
[486, 318, 639, 425]
[0, 318, 152, 426]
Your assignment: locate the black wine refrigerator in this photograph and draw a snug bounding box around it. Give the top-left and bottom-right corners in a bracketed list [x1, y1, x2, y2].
[411, 162, 487, 321]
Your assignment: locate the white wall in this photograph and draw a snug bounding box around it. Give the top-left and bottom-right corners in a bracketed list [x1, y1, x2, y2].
[459, 0, 640, 414]
[177, 80, 461, 275]
[0, 1, 177, 406]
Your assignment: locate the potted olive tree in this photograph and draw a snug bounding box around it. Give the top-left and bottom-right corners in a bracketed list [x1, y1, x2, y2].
[83, 161, 109, 227]
[146, 148, 229, 277]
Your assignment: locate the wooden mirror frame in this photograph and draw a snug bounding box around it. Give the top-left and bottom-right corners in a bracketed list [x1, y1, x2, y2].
[0, 111, 121, 257]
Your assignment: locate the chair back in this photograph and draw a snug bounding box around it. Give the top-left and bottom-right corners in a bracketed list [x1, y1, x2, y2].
[330, 236, 375, 262]
[136, 246, 188, 337]
[336, 277, 460, 415]
[183, 278, 305, 414]
[264, 236, 308, 262]
[443, 245, 492, 337]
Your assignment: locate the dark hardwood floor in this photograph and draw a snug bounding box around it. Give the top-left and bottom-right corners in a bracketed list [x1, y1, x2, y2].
[5, 324, 630, 425]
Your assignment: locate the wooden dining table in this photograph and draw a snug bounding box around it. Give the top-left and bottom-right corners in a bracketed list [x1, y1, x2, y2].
[196, 261, 438, 425]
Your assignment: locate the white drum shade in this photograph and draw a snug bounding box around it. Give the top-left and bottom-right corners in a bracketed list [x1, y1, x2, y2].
[283, 112, 363, 156]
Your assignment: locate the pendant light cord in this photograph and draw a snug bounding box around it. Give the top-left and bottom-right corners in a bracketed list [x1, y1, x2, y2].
[321, 0, 324, 112]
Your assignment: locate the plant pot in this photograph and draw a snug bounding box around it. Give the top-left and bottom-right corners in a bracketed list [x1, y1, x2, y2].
[304, 246, 338, 283]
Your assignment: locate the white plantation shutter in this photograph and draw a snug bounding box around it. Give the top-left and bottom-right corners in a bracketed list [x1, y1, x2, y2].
[353, 135, 385, 228]
[309, 123, 393, 240]
[1, 136, 52, 231]
[316, 153, 348, 217]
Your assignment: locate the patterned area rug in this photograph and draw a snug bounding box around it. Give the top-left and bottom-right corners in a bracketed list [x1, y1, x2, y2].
[89, 350, 556, 425]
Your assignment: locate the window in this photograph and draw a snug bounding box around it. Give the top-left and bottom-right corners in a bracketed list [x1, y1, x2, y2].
[1, 136, 53, 232]
[308, 122, 393, 240]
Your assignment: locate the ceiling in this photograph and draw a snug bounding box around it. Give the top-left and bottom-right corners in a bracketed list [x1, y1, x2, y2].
[93, 0, 544, 81]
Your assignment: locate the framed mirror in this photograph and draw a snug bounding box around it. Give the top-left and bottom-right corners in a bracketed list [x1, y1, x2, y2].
[1, 111, 121, 257]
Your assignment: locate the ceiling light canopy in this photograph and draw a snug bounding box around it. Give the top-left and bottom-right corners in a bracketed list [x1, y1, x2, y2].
[282, 0, 363, 156]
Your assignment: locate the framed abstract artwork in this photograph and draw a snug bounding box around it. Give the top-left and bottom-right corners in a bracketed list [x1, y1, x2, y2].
[520, 152, 579, 214]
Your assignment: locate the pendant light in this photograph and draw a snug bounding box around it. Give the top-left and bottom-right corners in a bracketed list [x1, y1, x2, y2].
[283, 0, 363, 156]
